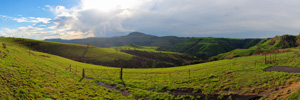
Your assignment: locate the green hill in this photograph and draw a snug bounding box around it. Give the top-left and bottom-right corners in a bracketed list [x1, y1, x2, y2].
[113, 44, 172, 53]
[108, 44, 201, 68]
[0, 37, 132, 99]
[13, 38, 134, 63]
[213, 34, 300, 60]
[168, 37, 263, 59]
[13, 38, 198, 68]
[3, 36, 300, 99]
[45, 32, 263, 59]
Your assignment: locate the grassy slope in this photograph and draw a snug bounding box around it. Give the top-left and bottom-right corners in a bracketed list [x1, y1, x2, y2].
[13, 38, 133, 63]
[121, 48, 300, 99]
[0, 37, 132, 99]
[13, 38, 199, 68]
[168, 38, 263, 59]
[213, 35, 298, 60]
[112, 44, 173, 53]
[46, 32, 263, 59]
[109, 44, 202, 68]
[3, 37, 300, 99]
[81, 46, 300, 99]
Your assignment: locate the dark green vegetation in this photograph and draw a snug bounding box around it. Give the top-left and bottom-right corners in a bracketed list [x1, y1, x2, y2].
[13, 38, 133, 65]
[13, 38, 198, 68]
[169, 37, 263, 59]
[213, 35, 300, 60]
[114, 50, 201, 68]
[109, 44, 202, 68]
[46, 32, 263, 59]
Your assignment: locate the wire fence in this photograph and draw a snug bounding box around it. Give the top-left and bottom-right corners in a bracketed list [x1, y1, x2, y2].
[63, 65, 121, 80]
[62, 49, 297, 83]
[84, 68, 120, 80]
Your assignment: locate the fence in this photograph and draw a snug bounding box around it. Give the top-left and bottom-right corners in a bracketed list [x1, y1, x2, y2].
[64, 65, 123, 80]
[63, 49, 296, 83]
[117, 53, 296, 90]
[83, 68, 122, 80]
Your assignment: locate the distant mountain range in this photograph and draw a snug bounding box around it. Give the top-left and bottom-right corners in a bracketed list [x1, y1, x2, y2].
[45, 32, 264, 59]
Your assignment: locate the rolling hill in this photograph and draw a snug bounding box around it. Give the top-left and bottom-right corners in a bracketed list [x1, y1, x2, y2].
[45, 32, 264, 59]
[0, 37, 133, 99]
[213, 34, 300, 60]
[3, 36, 300, 99]
[168, 37, 263, 59]
[12, 38, 198, 68]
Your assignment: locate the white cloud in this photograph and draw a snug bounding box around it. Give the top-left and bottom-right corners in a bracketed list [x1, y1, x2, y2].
[13, 17, 51, 23]
[3, 0, 300, 39]
[46, 0, 139, 38]
[0, 25, 95, 39]
[0, 15, 51, 24]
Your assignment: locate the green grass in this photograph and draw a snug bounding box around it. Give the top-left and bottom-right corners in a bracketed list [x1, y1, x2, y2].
[288, 92, 300, 100]
[48, 32, 263, 59]
[0, 37, 133, 99]
[12, 37, 134, 63]
[92, 48, 300, 99]
[169, 38, 263, 59]
[112, 44, 174, 53]
[213, 35, 299, 60]
[2, 37, 300, 99]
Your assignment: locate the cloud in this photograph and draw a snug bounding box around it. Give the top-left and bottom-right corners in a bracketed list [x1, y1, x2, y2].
[120, 0, 300, 37]
[13, 17, 51, 23]
[47, 0, 300, 38]
[3, 0, 300, 39]
[0, 15, 51, 24]
[0, 26, 44, 38]
[47, 2, 136, 37]
[0, 25, 95, 39]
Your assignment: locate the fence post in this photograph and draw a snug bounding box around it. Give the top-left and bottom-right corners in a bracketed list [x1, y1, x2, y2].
[120, 67, 123, 80]
[269, 55, 271, 64]
[2, 43, 6, 49]
[82, 68, 85, 78]
[189, 69, 190, 79]
[265, 55, 267, 64]
[275, 54, 276, 62]
[69, 64, 71, 72]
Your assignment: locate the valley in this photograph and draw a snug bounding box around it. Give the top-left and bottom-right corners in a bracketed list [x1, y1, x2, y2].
[46, 32, 264, 59]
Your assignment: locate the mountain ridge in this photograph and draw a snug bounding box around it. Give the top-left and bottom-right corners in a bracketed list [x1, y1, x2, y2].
[45, 32, 264, 59]
[212, 34, 300, 60]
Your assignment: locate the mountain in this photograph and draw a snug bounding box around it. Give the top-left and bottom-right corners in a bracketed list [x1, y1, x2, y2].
[46, 32, 264, 59]
[168, 37, 263, 59]
[44, 38, 69, 42]
[212, 34, 300, 60]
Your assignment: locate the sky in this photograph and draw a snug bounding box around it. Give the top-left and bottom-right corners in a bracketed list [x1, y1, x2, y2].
[1, 0, 300, 39]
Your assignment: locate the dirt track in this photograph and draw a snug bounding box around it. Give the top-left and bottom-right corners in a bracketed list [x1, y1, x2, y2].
[264, 66, 300, 73]
[263, 66, 300, 99]
[84, 77, 131, 96]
